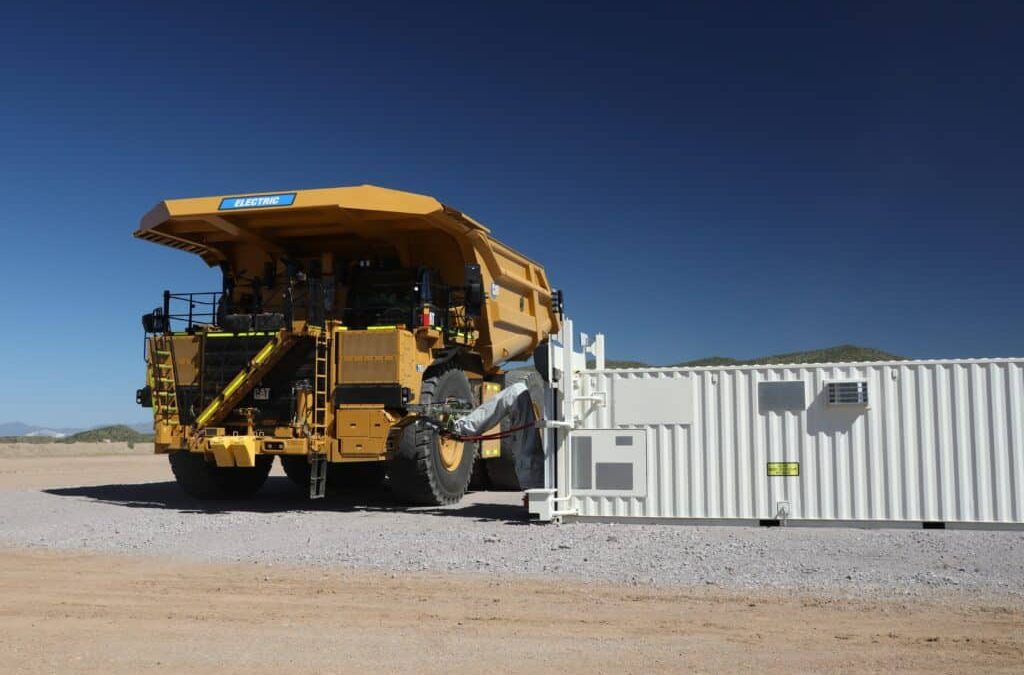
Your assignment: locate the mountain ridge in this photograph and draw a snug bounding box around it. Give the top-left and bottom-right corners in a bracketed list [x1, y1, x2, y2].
[604, 344, 906, 369]
[0, 421, 152, 438]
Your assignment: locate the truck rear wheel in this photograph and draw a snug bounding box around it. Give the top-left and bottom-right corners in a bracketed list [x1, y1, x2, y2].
[468, 453, 490, 491]
[168, 451, 273, 499]
[332, 461, 388, 489]
[280, 456, 387, 492]
[485, 369, 545, 491]
[390, 365, 476, 505]
[279, 455, 310, 487]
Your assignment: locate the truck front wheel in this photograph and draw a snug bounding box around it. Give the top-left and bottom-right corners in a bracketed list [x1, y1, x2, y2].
[168, 451, 272, 499]
[389, 365, 476, 505]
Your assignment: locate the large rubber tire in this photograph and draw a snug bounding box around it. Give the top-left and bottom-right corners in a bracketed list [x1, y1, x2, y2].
[389, 365, 477, 505]
[280, 456, 387, 492]
[279, 455, 311, 487]
[332, 461, 388, 489]
[485, 369, 545, 491]
[532, 341, 550, 383]
[468, 452, 490, 491]
[168, 451, 273, 499]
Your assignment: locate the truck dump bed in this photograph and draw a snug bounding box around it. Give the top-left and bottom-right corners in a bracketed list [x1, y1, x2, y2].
[135, 184, 558, 368]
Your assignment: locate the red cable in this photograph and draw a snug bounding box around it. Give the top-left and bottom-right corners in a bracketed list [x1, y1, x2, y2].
[445, 421, 538, 442]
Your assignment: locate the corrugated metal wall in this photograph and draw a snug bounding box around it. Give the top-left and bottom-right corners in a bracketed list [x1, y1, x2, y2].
[570, 359, 1024, 524]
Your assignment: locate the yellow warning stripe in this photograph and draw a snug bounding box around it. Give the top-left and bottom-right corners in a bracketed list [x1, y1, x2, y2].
[206, 331, 273, 338]
[195, 400, 221, 426]
[251, 340, 277, 366]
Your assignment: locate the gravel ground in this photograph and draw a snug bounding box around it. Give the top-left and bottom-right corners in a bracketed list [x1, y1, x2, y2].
[2, 460, 1023, 602]
[0, 442, 153, 458]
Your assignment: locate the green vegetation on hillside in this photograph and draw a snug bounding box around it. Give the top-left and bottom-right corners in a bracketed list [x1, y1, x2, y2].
[603, 360, 652, 369]
[603, 345, 905, 369]
[68, 425, 153, 443]
[0, 425, 155, 445]
[672, 356, 741, 367]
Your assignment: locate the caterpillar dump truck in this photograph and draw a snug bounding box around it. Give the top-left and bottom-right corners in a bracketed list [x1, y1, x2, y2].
[134, 185, 559, 505]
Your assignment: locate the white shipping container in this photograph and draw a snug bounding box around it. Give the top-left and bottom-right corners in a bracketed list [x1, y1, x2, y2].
[558, 359, 1024, 526]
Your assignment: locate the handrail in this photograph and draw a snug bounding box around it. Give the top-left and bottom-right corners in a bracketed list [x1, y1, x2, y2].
[151, 278, 474, 337]
[161, 290, 223, 332]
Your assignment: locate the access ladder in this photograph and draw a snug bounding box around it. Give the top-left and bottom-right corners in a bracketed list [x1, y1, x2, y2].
[308, 327, 330, 499]
[150, 335, 180, 426]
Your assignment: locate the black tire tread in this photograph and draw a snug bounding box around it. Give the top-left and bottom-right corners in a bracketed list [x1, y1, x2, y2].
[485, 369, 544, 491]
[468, 452, 490, 491]
[169, 451, 273, 499]
[280, 455, 311, 486]
[389, 364, 476, 505]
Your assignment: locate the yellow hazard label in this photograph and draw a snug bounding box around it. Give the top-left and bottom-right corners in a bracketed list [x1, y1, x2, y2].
[767, 462, 800, 477]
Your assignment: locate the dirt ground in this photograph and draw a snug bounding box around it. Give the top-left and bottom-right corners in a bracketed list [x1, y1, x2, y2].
[0, 446, 1022, 673]
[0, 446, 154, 489]
[1, 549, 1021, 674]
[0, 441, 153, 459]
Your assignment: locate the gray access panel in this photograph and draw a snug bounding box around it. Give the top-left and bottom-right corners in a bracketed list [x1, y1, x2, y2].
[569, 429, 646, 497]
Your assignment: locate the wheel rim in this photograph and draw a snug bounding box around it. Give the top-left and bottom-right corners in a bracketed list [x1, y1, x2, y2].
[438, 436, 464, 472]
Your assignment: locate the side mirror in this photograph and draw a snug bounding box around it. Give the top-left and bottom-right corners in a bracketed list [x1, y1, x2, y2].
[142, 309, 167, 334]
[464, 264, 484, 318]
[136, 385, 153, 408]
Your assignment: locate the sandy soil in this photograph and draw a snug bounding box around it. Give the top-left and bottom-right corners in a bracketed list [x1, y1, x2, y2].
[0, 441, 154, 457]
[0, 548, 1021, 674]
[0, 446, 1021, 673]
[0, 445, 157, 489]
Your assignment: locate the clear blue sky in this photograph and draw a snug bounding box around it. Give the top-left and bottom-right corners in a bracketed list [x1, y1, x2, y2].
[0, 2, 1020, 427]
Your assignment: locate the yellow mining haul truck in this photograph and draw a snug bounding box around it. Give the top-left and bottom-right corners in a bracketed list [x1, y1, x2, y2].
[134, 185, 560, 505]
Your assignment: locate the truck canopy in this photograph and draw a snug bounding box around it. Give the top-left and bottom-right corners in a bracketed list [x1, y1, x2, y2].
[135, 184, 558, 367]
[136, 185, 498, 265]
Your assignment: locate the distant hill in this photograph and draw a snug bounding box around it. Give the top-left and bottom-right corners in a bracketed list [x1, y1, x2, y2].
[603, 345, 906, 369]
[0, 421, 151, 438]
[68, 425, 153, 443]
[0, 424, 154, 444]
[673, 356, 743, 367]
[0, 422, 81, 438]
[603, 360, 652, 369]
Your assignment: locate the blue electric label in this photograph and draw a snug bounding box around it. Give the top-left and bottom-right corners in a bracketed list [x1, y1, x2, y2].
[218, 193, 296, 210]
